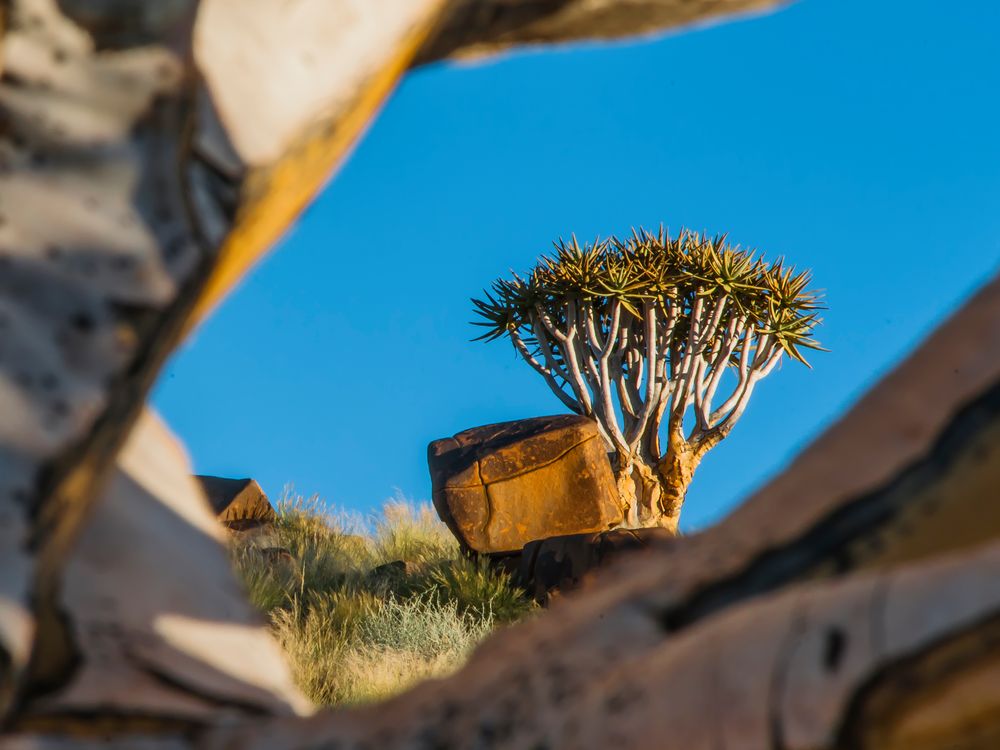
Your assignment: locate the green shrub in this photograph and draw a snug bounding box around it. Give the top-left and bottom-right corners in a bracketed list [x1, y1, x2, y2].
[272, 593, 490, 706]
[230, 492, 535, 706]
[425, 556, 533, 624]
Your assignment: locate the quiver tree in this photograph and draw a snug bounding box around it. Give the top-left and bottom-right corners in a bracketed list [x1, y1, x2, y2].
[473, 228, 824, 531]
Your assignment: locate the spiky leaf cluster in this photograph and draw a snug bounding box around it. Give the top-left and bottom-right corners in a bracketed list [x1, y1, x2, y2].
[473, 228, 823, 367]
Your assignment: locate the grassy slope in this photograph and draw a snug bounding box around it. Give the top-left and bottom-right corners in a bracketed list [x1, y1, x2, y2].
[231, 497, 535, 706]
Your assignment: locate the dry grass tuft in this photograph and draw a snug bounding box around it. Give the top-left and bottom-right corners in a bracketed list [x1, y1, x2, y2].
[230, 492, 534, 706]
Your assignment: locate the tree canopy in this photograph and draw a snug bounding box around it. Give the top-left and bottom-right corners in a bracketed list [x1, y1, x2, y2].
[473, 228, 825, 526]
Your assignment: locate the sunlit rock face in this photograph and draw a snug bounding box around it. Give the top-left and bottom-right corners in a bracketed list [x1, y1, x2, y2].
[429, 415, 623, 554]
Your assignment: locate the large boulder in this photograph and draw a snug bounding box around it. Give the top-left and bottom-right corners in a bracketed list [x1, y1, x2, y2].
[195, 476, 275, 531]
[428, 415, 624, 554]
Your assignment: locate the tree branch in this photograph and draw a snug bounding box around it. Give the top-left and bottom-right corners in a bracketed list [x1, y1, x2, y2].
[509, 326, 581, 413]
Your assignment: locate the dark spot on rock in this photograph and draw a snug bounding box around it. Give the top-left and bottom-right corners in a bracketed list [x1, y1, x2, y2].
[39, 372, 58, 391]
[50, 398, 69, 418]
[862, 534, 884, 557]
[29, 151, 47, 167]
[477, 723, 498, 744]
[831, 547, 853, 573]
[83, 195, 99, 210]
[11, 487, 30, 509]
[111, 254, 135, 271]
[70, 311, 95, 333]
[894, 516, 914, 538]
[823, 626, 847, 673]
[605, 688, 630, 714]
[165, 234, 187, 259]
[46, 245, 62, 260]
[154, 201, 174, 223]
[414, 726, 451, 750]
[51, 48, 68, 64]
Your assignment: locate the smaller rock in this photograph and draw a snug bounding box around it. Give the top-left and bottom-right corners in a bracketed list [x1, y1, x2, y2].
[517, 528, 676, 604]
[485, 551, 522, 580]
[196, 475, 275, 531]
[368, 560, 427, 583]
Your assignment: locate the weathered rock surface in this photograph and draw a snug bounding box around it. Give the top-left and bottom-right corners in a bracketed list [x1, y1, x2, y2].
[15, 410, 310, 729]
[517, 527, 676, 603]
[196, 475, 275, 530]
[420, 0, 790, 62]
[429, 415, 624, 554]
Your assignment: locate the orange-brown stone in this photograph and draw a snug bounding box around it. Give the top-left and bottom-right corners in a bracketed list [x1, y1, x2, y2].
[428, 415, 623, 554]
[196, 476, 275, 531]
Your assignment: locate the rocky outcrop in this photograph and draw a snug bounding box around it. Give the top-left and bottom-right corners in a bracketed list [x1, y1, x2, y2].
[196, 475, 275, 531]
[429, 415, 624, 554]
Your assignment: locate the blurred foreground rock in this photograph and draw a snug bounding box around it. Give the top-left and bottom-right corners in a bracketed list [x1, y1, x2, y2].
[429, 415, 623, 554]
[12, 411, 310, 731]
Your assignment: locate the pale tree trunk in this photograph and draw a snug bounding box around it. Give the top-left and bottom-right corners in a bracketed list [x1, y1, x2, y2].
[655, 423, 705, 532]
[614, 426, 705, 532]
[613, 456, 669, 529]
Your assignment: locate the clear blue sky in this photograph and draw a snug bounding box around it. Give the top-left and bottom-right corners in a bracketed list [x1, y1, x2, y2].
[154, 0, 999, 532]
